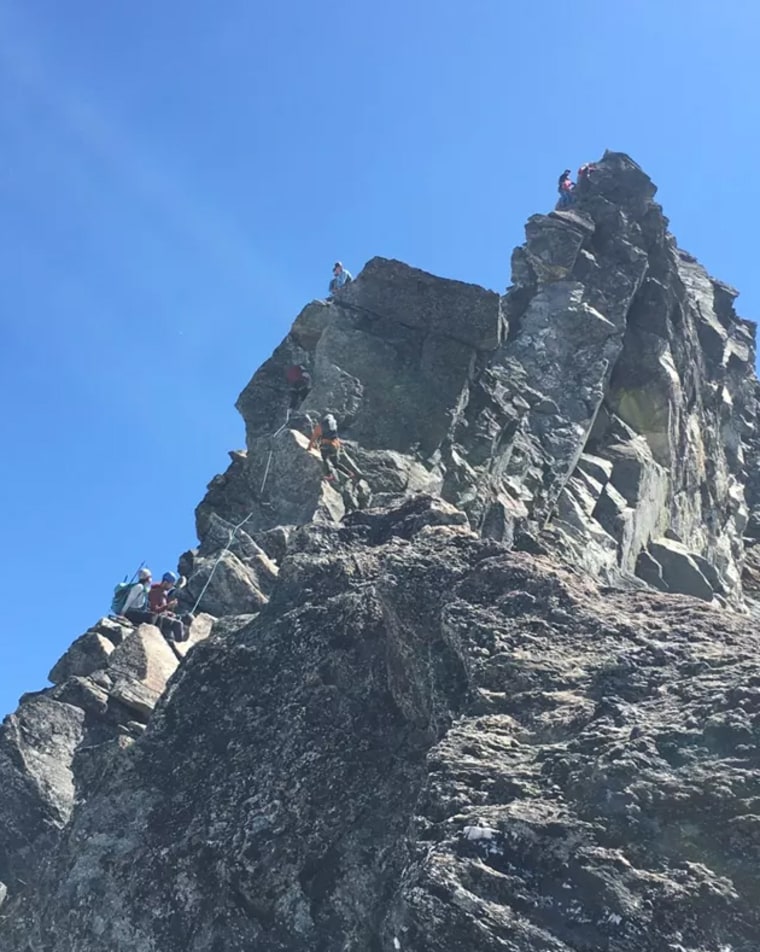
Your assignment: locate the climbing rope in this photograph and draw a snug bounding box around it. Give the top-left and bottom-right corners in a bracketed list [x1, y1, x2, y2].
[259, 448, 275, 496]
[189, 510, 255, 615]
[188, 408, 293, 614]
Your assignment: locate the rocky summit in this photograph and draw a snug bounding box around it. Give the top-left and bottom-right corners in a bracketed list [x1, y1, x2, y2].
[2, 151, 760, 952]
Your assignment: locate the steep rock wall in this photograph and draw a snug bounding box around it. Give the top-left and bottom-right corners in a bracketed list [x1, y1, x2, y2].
[198, 152, 756, 606]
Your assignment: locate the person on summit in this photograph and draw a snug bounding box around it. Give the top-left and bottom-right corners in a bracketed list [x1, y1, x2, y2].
[284, 364, 312, 417]
[148, 571, 189, 642]
[307, 413, 361, 482]
[328, 261, 352, 297]
[557, 169, 575, 208]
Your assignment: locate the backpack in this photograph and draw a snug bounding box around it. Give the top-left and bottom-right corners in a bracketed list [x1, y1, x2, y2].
[111, 579, 148, 615]
[111, 581, 135, 615]
[321, 414, 338, 440]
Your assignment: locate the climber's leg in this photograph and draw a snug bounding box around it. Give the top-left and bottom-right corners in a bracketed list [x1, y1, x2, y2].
[336, 449, 362, 479]
[320, 445, 338, 480]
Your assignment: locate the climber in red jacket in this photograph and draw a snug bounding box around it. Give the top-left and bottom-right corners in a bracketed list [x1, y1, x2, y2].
[148, 572, 188, 642]
[285, 364, 312, 415]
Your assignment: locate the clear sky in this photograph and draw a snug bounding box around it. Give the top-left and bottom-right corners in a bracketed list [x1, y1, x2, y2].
[1, 0, 759, 717]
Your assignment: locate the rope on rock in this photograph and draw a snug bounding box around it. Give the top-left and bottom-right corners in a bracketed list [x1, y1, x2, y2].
[189, 409, 292, 614]
[260, 448, 275, 496]
[190, 510, 255, 615]
[260, 408, 292, 495]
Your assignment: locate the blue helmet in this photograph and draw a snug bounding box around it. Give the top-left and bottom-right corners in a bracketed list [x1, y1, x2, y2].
[162, 571, 179, 584]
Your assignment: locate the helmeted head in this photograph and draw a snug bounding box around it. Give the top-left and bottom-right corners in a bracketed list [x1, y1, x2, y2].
[161, 571, 179, 588]
[333, 261, 343, 274]
[138, 567, 152, 582]
[561, 169, 571, 179]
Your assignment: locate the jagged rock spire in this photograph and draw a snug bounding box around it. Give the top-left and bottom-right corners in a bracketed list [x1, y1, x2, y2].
[197, 150, 756, 607]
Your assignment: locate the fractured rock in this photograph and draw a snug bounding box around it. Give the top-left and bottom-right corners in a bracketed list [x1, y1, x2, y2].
[108, 625, 179, 720]
[48, 631, 114, 685]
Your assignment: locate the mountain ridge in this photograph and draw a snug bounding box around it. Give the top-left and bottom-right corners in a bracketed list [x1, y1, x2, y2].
[2, 150, 760, 951]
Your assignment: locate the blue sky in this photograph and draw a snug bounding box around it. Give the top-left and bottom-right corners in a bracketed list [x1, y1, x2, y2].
[1, 0, 759, 716]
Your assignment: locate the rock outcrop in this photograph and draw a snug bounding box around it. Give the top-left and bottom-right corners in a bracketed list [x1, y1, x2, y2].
[0, 614, 212, 902]
[2, 152, 760, 952]
[198, 152, 756, 608]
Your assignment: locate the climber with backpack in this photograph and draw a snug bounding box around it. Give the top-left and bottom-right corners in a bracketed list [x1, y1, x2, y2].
[307, 413, 361, 482]
[284, 364, 312, 416]
[557, 169, 575, 209]
[112, 566, 153, 617]
[328, 261, 352, 297]
[148, 571, 190, 643]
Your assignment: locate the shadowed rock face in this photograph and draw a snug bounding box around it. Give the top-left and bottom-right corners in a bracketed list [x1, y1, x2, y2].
[2, 153, 760, 951]
[4, 499, 760, 952]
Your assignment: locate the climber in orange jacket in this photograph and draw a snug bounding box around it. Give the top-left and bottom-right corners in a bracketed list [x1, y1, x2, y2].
[307, 413, 361, 482]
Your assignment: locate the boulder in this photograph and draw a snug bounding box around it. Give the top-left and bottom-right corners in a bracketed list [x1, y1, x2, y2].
[108, 625, 179, 720]
[172, 613, 215, 660]
[49, 631, 114, 685]
[648, 538, 715, 602]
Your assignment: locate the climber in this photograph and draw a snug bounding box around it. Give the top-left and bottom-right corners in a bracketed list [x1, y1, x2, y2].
[120, 570, 159, 627]
[307, 413, 362, 482]
[117, 567, 153, 615]
[577, 162, 595, 183]
[148, 571, 189, 643]
[328, 261, 352, 297]
[557, 169, 575, 208]
[285, 364, 312, 416]
[167, 574, 188, 605]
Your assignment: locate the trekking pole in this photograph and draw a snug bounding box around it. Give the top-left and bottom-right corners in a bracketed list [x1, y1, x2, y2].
[125, 560, 146, 583]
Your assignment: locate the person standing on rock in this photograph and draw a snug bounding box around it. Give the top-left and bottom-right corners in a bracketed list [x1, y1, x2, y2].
[307, 413, 361, 482]
[328, 261, 352, 297]
[557, 169, 575, 208]
[147, 572, 188, 643]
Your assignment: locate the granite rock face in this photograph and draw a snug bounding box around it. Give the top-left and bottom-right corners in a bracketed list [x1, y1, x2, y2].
[0, 614, 213, 900]
[2, 152, 760, 951]
[3, 498, 760, 951]
[198, 151, 756, 607]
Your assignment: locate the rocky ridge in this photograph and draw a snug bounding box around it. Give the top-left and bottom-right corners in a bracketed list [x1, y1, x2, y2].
[2, 151, 760, 952]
